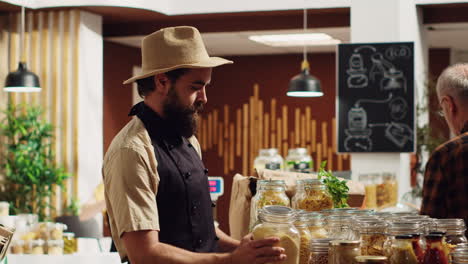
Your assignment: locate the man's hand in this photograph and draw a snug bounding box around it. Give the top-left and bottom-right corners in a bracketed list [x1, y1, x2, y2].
[229, 234, 286, 264]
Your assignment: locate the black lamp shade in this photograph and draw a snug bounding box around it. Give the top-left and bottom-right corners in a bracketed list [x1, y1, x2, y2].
[287, 68, 323, 97]
[4, 62, 41, 92]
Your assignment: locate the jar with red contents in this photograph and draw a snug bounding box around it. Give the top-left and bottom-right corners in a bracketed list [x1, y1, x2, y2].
[423, 233, 449, 264]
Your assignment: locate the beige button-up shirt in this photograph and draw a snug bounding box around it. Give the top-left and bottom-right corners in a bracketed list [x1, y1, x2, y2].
[102, 117, 202, 261]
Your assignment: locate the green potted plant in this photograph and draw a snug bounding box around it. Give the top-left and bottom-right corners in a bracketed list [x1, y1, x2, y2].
[0, 104, 69, 221]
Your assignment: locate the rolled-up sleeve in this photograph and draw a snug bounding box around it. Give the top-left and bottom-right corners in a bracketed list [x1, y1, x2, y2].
[104, 147, 160, 237]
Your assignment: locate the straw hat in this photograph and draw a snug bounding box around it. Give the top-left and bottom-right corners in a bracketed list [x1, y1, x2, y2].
[123, 26, 233, 84]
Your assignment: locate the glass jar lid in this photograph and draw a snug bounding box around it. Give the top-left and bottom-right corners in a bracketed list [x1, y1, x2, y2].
[310, 238, 333, 251]
[258, 205, 296, 223]
[435, 218, 466, 232]
[63, 232, 75, 238]
[288, 148, 309, 156]
[387, 222, 423, 236]
[259, 148, 279, 157]
[256, 179, 286, 191]
[30, 239, 45, 246]
[330, 240, 360, 246]
[295, 211, 323, 226]
[355, 256, 388, 263]
[348, 209, 376, 216]
[358, 220, 388, 231]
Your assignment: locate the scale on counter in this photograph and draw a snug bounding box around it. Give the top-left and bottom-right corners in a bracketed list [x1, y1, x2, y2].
[208, 177, 224, 202]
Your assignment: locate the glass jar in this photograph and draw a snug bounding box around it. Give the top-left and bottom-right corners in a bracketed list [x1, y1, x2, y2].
[28, 239, 45, 254]
[329, 240, 361, 264]
[359, 174, 377, 209]
[435, 219, 467, 246]
[358, 220, 388, 256]
[292, 179, 333, 212]
[386, 235, 419, 264]
[423, 233, 449, 264]
[252, 206, 300, 264]
[401, 215, 432, 235]
[354, 256, 388, 264]
[326, 215, 355, 240]
[294, 214, 313, 264]
[384, 222, 424, 263]
[285, 148, 313, 173]
[63, 232, 77, 254]
[47, 239, 64, 255]
[250, 180, 290, 230]
[254, 148, 284, 171]
[0, 202, 9, 216]
[309, 238, 332, 264]
[376, 173, 398, 209]
[451, 246, 468, 264]
[302, 212, 328, 239]
[10, 239, 25, 254]
[348, 210, 376, 217]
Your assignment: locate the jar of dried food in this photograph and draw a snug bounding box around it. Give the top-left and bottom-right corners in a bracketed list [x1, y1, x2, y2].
[354, 256, 388, 264]
[250, 180, 290, 230]
[28, 239, 45, 255]
[252, 206, 300, 264]
[63, 232, 77, 254]
[435, 219, 467, 246]
[329, 240, 361, 264]
[47, 239, 64, 255]
[254, 148, 284, 171]
[0, 202, 9, 216]
[285, 148, 313, 173]
[292, 179, 333, 212]
[301, 212, 328, 239]
[327, 215, 355, 240]
[386, 235, 419, 264]
[294, 213, 313, 264]
[423, 233, 449, 264]
[376, 173, 398, 209]
[383, 222, 424, 262]
[309, 238, 332, 264]
[358, 220, 388, 256]
[359, 174, 377, 209]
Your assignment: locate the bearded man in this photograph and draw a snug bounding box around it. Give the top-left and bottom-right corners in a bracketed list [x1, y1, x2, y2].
[103, 26, 286, 264]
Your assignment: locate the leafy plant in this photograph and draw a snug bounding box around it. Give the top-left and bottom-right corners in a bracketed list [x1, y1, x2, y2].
[318, 161, 349, 208]
[63, 198, 80, 216]
[0, 104, 69, 221]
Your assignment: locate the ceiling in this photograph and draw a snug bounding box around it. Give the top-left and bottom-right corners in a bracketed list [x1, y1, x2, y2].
[106, 23, 468, 56]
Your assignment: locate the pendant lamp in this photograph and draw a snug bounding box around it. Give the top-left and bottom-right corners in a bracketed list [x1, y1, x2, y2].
[4, 5, 41, 92]
[287, 8, 323, 97]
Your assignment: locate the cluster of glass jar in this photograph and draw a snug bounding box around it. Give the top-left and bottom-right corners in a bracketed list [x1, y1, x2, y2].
[6, 214, 78, 255]
[253, 148, 314, 173]
[250, 205, 468, 264]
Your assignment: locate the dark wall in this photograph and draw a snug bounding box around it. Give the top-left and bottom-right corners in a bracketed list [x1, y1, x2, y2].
[103, 41, 141, 152]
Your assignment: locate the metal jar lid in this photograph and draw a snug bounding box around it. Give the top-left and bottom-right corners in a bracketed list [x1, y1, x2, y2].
[355, 256, 388, 263]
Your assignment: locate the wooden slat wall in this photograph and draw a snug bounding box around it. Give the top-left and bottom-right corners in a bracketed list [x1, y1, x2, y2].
[198, 84, 350, 176]
[1, 11, 82, 218]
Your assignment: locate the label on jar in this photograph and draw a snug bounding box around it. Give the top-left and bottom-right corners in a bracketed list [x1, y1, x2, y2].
[287, 161, 312, 172]
[265, 162, 281, 170]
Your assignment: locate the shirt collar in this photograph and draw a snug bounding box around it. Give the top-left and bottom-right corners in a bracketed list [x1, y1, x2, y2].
[129, 102, 183, 145]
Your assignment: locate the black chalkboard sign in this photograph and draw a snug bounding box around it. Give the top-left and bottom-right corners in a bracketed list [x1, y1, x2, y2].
[337, 42, 415, 153]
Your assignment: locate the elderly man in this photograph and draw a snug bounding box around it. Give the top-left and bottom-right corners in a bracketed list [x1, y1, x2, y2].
[103, 26, 286, 264]
[421, 63, 468, 230]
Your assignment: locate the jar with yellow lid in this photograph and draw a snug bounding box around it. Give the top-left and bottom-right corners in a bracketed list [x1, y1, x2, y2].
[250, 180, 290, 230]
[292, 179, 333, 212]
[252, 206, 300, 264]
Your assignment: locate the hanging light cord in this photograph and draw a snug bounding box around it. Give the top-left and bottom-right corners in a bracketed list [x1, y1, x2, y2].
[301, 7, 310, 71]
[20, 5, 25, 62]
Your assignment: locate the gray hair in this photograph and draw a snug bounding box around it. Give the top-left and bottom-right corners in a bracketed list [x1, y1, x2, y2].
[436, 63, 468, 101]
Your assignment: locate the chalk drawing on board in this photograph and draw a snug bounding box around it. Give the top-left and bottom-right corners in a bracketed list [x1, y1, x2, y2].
[385, 45, 412, 60]
[346, 53, 368, 88]
[343, 93, 394, 152]
[369, 122, 414, 148]
[389, 97, 408, 121]
[369, 53, 407, 93]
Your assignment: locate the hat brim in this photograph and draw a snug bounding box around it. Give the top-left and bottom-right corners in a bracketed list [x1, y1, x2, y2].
[123, 57, 233, 84]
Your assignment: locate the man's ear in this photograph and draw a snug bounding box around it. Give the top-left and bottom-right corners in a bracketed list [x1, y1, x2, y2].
[154, 73, 170, 95]
[446, 95, 458, 115]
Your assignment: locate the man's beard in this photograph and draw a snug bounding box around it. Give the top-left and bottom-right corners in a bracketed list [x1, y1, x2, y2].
[162, 87, 205, 138]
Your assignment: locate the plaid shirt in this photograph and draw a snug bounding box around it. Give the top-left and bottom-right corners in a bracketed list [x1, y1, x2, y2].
[421, 122, 468, 231]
